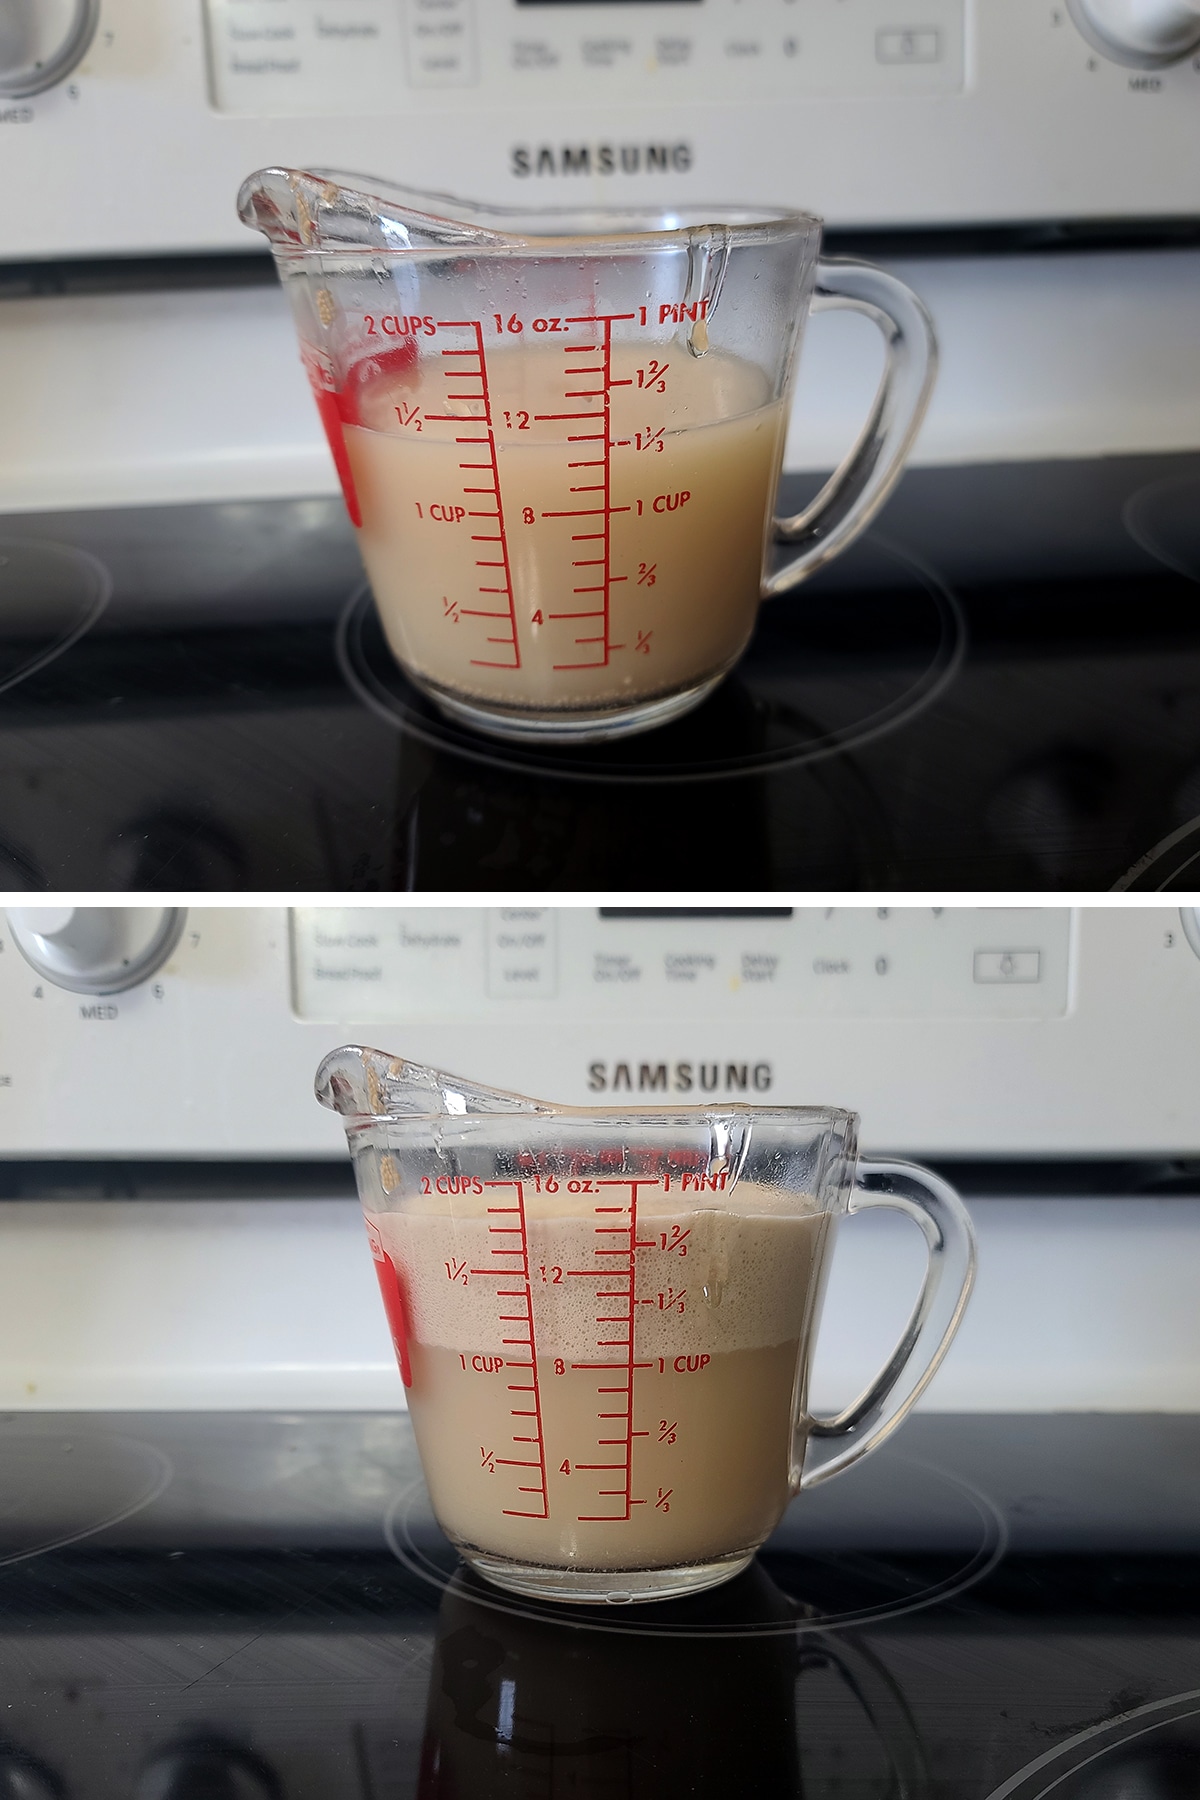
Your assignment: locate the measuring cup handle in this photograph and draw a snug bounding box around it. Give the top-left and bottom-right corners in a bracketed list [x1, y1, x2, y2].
[764, 260, 938, 597]
[798, 1159, 976, 1491]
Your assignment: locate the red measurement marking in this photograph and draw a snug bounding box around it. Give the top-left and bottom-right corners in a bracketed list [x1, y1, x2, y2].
[655, 1487, 673, 1513]
[661, 1225, 690, 1254]
[637, 359, 669, 394]
[576, 1185, 641, 1524]
[481, 1448, 496, 1472]
[658, 1420, 678, 1445]
[443, 598, 460, 623]
[547, 318, 629, 672]
[481, 1180, 549, 1521]
[635, 427, 665, 453]
[435, 320, 521, 671]
[635, 629, 653, 655]
[637, 563, 657, 587]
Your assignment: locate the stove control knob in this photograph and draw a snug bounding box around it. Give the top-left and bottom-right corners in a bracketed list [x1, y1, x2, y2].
[1066, 0, 1200, 64]
[1181, 908, 1200, 958]
[0, 0, 101, 97]
[5, 907, 185, 995]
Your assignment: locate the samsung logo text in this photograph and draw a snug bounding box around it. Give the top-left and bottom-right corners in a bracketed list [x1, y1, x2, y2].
[587, 1060, 773, 1095]
[512, 141, 693, 179]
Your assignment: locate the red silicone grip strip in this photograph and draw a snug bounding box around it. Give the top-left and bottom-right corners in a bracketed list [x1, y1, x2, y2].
[372, 1250, 413, 1388]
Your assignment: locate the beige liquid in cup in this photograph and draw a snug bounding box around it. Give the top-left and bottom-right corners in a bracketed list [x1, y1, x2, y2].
[373, 1190, 828, 1571]
[345, 342, 787, 713]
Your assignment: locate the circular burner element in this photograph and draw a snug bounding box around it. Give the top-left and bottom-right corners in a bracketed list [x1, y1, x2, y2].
[985, 1689, 1200, 1799]
[1124, 476, 1200, 583]
[0, 539, 111, 698]
[384, 1450, 1006, 1639]
[1114, 815, 1200, 890]
[0, 1428, 172, 1567]
[337, 538, 965, 785]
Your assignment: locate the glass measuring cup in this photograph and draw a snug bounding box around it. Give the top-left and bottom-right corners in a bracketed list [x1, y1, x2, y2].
[241, 171, 937, 744]
[316, 1049, 976, 1605]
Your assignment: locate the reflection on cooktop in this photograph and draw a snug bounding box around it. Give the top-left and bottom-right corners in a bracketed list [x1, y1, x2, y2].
[3, 475, 1200, 887]
[419, 1567, 928, 1798]
[337, 539, 966, 784]
[385, 1451, 1007, 1637]
[0, 1413, 1198, 1799]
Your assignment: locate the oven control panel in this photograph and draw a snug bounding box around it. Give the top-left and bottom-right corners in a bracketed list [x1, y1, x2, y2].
[204, 0, 967, 113]
[290, 906, 1074, 1023]
[0, 0, 1197, 257]
[0, 906, 1196, 1158]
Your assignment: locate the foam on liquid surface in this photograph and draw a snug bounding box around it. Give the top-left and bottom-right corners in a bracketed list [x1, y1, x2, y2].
[374, 1192, 824, 1361]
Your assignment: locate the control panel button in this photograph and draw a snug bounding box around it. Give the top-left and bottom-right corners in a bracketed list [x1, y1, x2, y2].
[876, 28, 943, 64]
[5, 908, 185, 995]
[973, 950, 1042, 984]
[0, 0, 100, 97]
[1066, 0, 1200, 66]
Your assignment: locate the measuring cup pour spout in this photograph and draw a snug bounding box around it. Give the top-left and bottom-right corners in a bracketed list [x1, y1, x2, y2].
[314, 1047, 554, 1123]
[236, 168, 516, 253]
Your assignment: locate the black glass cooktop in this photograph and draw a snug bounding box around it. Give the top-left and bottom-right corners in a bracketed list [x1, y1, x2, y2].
[2, 455, 1199, 891]
[0, 1411, 1197, 1799]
